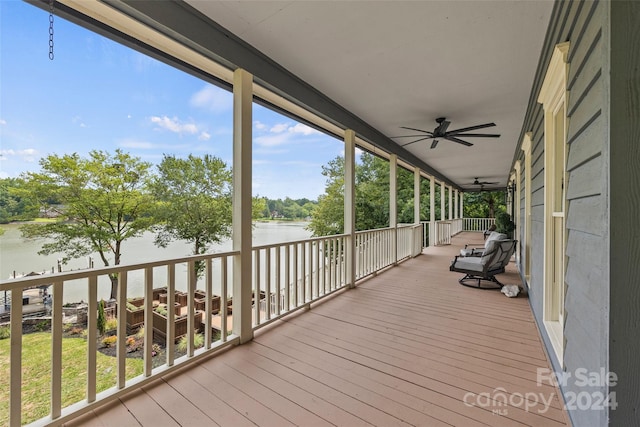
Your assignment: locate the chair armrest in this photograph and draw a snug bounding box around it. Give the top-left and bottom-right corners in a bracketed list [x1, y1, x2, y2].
[450, 255, 461, 270]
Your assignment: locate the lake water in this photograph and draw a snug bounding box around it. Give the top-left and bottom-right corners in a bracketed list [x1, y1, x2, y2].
[0, 222, 312, 303]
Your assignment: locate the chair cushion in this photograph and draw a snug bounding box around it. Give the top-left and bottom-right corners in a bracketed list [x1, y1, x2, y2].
[452, 256, 484, 273]
[481, 238, 502, 265]
[485, 231, 507, 248]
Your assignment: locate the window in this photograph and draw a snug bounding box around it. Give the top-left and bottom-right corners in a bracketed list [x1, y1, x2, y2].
[537, 41, 570, 362]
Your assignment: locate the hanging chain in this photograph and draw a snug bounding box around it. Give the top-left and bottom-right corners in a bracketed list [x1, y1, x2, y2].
[49, 0, 55, 60]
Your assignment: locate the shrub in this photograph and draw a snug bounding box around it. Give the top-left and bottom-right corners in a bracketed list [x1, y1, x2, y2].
[495, 212, 515, 237]
[104, 318, 118, 332]
[35, 320, 49, 332]
[0, 325, 10, 340]
[154, 305, 167, 316]
[101, 335, 117, 347]
[177, 333, 204, 352]
[135, 327, 145, 339]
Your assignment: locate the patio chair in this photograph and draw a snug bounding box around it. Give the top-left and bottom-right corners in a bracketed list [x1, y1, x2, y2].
[459, 231, 507, 257]
[450, 238, 517, 289]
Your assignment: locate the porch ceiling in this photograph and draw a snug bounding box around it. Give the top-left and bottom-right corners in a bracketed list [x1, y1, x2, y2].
[184, 0, 553, 191]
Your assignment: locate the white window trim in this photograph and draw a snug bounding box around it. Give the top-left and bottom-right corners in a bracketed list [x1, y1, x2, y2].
[537, 41, 570, 363]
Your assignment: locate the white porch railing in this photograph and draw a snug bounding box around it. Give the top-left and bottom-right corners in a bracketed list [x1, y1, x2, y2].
[0, 226, 424, 426]
[463, 217, 496, 232]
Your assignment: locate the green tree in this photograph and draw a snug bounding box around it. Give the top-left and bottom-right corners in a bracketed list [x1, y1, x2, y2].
[20, 150, 158, 299]
[307, 156, 345, 236]
[151, 154, 233, 277]
[97, 300, 106, 336]
[308, 153, 392, 237]
[463, 190, 505, 218]
[0, 177, 39, 223]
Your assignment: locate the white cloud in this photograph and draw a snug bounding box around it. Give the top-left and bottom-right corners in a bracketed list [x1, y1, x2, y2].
[254, 121, 267, 130]
[254, 133, 292, 148]
[270, 123, 289, 133]
[0, 148, 38, 162]
[198, 131, 211, 141]
[0, 119, 6, 125]
[289, 123, 320, 135]
[127, 114, 132, 119]
[150, 115, 199, 135]
[255, 122, 323, 148]
[190, 85, 231, 113]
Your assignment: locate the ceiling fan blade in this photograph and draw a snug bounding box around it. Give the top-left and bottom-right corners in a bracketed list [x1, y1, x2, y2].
[446, 122, 496, 135]
[445, 136, 473, 146]
[454, 133, 501, 138]
[400, 126, 433, 134]
[391, 134, 433, 138]
[400, 136, 433, 147]
[430, 140, 439, 149]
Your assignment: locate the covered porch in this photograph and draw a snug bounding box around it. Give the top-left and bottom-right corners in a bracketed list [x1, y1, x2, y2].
[68, 232, 569, 427]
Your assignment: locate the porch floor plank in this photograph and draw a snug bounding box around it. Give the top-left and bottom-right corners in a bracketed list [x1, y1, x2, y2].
[64, 232, 570, 427]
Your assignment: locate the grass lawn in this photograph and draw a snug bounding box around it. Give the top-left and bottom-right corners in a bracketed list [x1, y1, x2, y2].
[31, 218, 58, 223]
[0, 333, 143, 425]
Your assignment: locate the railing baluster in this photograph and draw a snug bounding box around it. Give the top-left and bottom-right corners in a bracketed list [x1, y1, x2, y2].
[51, 281, 63, 419]
[254, 250, 260, 325]
[144, 267, 153, 375]
[116, 273, 127, 389]
[275, 248, 281, 316]
[166, 264, 175, 366]
[292, 243, 298, 307]
[265, 248, 271, 320]
[87, 276, 97, 401]
[300, 242, 306, 304]
[187, 260, 195, 357]
[284, 245, 290, 312]
[314, 241, 319, 298]
[221, 257, 228, 342]
[9, 287, 22, 426]
[204, 259, 212, 349]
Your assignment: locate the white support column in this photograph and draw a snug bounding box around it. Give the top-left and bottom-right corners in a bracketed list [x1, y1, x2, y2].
[522, 132, 533, 282]
[454, 189, 459, 219]
[232, 68, 253, 343]
[448, 186, 453, 220]
[344, 130, 356, 288]
[414, 167, 420, 224]
[389, 154, 398, 264]
[460, 192, 464, 221]
[514, 161, 522, 263]
[440, 181, 446, 221]
[429, 177, 436, 246]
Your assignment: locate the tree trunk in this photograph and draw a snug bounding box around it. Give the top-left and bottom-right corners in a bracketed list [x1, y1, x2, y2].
[109, 274, 118, 300]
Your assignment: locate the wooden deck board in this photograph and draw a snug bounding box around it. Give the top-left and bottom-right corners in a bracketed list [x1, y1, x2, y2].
[64, 232, 571, 427]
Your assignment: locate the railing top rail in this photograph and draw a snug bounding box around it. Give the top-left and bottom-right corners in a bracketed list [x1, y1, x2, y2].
[355, 226, 393, 235]
[252, 233, 348, 251]
[0, 249, 240, 291]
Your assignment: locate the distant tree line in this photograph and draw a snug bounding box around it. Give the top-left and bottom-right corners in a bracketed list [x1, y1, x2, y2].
[260, 197, 318, 221]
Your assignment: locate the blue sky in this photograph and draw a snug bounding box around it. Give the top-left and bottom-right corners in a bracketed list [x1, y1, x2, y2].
[0, 1, 345, 200]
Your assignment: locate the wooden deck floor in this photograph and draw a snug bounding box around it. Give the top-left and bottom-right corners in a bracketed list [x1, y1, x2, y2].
[67, 232, 570, 427]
